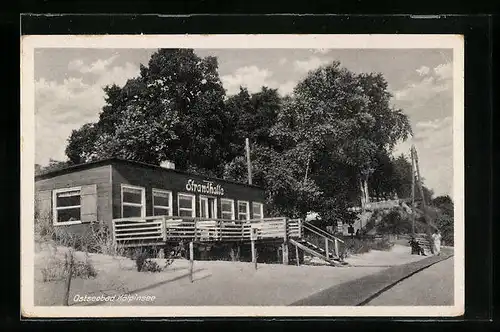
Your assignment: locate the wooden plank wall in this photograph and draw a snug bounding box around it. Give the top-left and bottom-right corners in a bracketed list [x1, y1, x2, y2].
[35, 165, 113, 233]
[111, 161, 267, 220]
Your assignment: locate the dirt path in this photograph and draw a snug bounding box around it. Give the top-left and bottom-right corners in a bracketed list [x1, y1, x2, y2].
[34, 244, 435, 306]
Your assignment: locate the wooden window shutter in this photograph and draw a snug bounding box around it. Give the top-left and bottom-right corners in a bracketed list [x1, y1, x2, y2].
[35, 190, 52, 221]
[81, 185, 98, 223]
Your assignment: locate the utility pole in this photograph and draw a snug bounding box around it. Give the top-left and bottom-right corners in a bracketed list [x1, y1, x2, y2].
[411, 146, 416, 235]
[413, 145, 433, 231]
[245, 138, 252, 185]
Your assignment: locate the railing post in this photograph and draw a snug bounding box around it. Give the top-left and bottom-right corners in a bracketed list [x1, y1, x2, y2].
[325, 237, 329, 259]
[193, 219, 197, 242]
[295, 245, 300, 266]
[282, 218, 289, 265]
[162, 216, 167, 241]
[112, 220, 116, 245]
[189, 241, 194, 283]
[334, 238, 339, 257]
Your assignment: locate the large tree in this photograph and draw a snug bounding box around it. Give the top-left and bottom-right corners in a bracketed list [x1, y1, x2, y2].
[224, 62, 412, 224]
[66, 49, 233, 176]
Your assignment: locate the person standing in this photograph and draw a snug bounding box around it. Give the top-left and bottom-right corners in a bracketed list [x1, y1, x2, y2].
[431, 229, 442, 255]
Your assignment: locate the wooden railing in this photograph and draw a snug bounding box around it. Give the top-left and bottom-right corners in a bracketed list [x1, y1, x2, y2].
[302, 221, 345, 258]
[112, 216, 303, 246]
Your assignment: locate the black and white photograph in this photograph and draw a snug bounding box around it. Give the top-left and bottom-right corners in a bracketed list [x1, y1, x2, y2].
[21, 35, 464, 317]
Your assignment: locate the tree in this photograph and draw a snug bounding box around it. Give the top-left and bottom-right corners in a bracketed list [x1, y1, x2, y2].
[36, 159, 72, 175]
[65, 49, 233, 176]
[65, 123, 100, 164]
[391, 154, 434, 203]
[225, 86, 283, 157]
[267, 62, 412, 223]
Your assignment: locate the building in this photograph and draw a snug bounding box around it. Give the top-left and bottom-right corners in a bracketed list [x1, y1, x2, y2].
[35, 158, 266, 235]
[34, 157, 345, 266]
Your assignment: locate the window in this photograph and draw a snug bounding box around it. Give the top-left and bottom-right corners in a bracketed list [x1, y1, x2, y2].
[237, 201, 249, 220]
[178, 193, 195, 217]
[53, 187, 81, 225]
[221, 199, 235, 220]
[200, 196, 217, 219]
[153, 189, 172, 216]
[121, 185, 145, 218]
[252, 202, 264, 219]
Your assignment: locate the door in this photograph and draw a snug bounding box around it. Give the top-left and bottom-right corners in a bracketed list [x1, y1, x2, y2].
[200, 196, 217, 219]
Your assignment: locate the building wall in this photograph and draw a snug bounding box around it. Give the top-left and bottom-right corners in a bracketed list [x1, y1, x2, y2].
[111, 161, 266, 219]
[35, 165, 113, 233]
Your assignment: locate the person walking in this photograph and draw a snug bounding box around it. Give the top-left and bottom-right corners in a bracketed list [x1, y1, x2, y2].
[431, 229, 442, 255]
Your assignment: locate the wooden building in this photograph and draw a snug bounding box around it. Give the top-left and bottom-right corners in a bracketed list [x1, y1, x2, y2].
[35, 158, 345, 266]
[35, 158, 267, 234]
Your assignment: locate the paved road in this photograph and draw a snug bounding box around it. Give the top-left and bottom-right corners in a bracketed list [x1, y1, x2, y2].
[365, 256, 454, 306]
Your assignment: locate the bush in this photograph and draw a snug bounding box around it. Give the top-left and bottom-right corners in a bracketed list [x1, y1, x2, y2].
[436, 214, 454, 246]
[70, 253, 98, 279]
[141, 259, 163, 273]
[41, 250, 98, 282]
[134, 249, 149, 272]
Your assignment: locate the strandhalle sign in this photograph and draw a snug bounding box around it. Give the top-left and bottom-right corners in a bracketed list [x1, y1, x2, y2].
[185, 179, 225, 196]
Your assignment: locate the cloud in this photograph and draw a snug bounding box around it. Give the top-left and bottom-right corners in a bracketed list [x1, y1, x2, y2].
[68, 55, 119, 75]
[416, 65, 430, 76]
[394, 116, 453, 198]
[434, 62, 452, 80]
[391, 61, 453, 123]
[394, 61, 453, 102]
[278, 80, 296, 96]
[294, 56, 331, 73]
[221, 66, 274, 95]
[221, 66, 297, 97]
[278, 58, 288, 65]
[35, 59, 140, 165]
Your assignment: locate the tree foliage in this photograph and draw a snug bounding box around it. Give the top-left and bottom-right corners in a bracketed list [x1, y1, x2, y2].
[66, 49, 232, 176]
[61, 51, 426, 226]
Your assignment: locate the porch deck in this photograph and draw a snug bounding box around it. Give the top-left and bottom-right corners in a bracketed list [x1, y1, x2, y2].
[112, 216, 302, 247]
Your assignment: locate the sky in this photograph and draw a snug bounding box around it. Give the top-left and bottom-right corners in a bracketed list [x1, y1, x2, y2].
[34, 48, 454, 198]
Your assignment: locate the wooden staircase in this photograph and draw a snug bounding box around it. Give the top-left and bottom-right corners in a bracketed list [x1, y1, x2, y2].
[290, 238, 344, 266]
[290, 221, 346, 267]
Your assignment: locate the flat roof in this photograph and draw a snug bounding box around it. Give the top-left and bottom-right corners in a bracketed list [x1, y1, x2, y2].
[35, 157, 264, 190]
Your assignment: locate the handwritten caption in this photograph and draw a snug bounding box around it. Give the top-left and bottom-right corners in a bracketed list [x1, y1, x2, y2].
[73, 294, 156, 303]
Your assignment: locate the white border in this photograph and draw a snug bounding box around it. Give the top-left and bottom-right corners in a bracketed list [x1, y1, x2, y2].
[21, 34, 464, 318]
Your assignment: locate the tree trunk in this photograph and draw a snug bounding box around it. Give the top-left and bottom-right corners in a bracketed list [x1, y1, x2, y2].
[304, 153, 311, 184]
[364, 175, 370, 204]
[359, 178, 365, 208]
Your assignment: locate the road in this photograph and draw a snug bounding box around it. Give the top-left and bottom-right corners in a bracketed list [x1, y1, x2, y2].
[365, 256, 454, 306]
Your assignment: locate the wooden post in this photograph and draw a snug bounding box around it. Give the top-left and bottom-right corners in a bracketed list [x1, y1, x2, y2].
[282, 243, 289, 265]
[251, 239, 257, 270]
[334, 238, 339, 257]
[189, 241, 194, 283]
[295, 245, 300, 266]
[282, 218, 289, 265]
[64, 250, 74, 306]
[245, 138, 252, 185]
[162, 215, 167, 241]
[325, 237, 329, 260]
